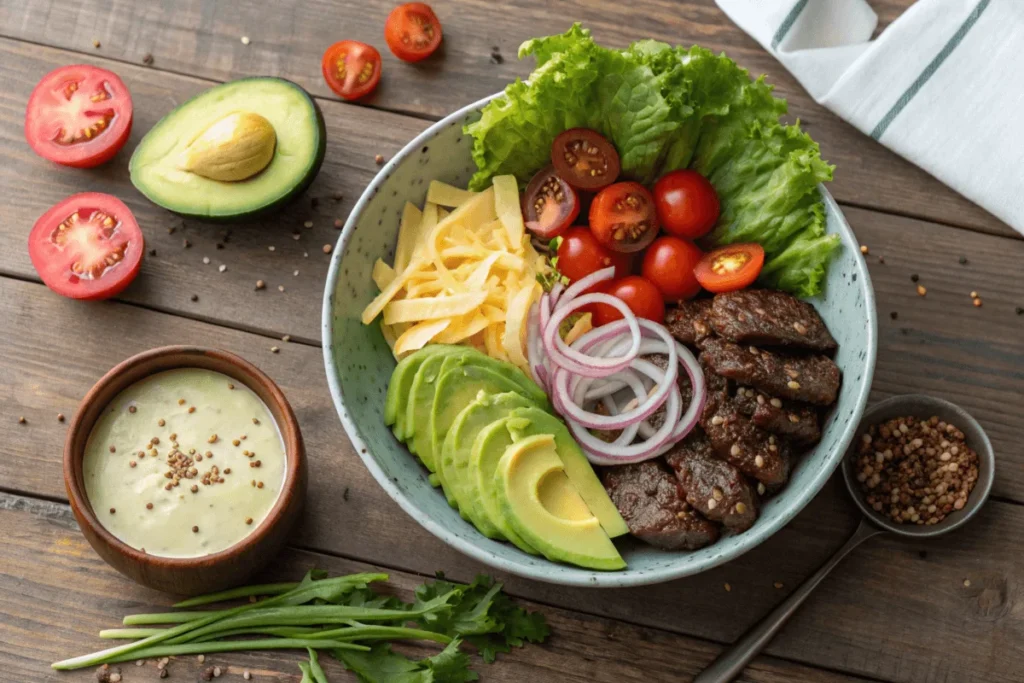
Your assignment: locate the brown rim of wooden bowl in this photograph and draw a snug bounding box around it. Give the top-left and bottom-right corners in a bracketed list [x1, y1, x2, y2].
[63, 345, 304, 571]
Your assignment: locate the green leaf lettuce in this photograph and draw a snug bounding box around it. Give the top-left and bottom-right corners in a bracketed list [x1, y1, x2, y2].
[465, 25, 838, 296]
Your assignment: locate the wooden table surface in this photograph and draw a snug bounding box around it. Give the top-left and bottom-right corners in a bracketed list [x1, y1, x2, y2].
[1, 1, 1022, 681]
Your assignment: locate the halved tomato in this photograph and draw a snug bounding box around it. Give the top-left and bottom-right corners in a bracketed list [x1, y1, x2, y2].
[28, 193, 144, 300]
[551, 128, 620, 190]
[384, 3, 443, 62]
[25, 65, 133, 168]
[694, 243, 765, 293]
[589, 181, 659, 253]
[322, 41, 382, 100]
[522, 167, 579, 239]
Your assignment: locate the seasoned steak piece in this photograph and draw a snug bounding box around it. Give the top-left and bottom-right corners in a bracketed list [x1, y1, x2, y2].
[665, 430, 757, 532]
[710, 290, 837, 352]
[602, 460, 720, 550]
[733, 386, 821, 445]
[666, 298, 713, 346]
[700, 392, 791, 486]
[700, 338, 840, 406]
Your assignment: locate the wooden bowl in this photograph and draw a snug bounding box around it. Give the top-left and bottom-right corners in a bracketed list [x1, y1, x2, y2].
[63, 346, 306, 595]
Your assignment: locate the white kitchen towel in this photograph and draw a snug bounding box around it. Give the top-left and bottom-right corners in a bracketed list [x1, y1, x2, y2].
[715, 0, 1024, 234]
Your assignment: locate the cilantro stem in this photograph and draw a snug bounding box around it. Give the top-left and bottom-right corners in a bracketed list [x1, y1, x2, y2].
[173, 582, 298, 608]
[99, 639, 367, 665]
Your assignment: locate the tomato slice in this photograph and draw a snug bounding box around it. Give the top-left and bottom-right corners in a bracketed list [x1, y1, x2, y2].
[591, 276, 665, 326]
[557, 227, 633, 286]
[653, 169, 720, 240]
[641, 236, 704, 301]
[322, 41, 382, 100]
[28, 193, 144, 300]
[385, 3, 443, 62]
[694, 243, 765, 293]
[25, 65, 133, 168]
[522, 167, 579, 239]
[551, 128, 620, 190]
[589, 182, 659, 253]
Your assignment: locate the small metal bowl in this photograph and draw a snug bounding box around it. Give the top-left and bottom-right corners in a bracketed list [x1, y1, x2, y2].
[841, 394, 995, 538]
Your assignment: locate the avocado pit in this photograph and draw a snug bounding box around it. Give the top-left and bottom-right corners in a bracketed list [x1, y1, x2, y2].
[179, 111, 277, 182]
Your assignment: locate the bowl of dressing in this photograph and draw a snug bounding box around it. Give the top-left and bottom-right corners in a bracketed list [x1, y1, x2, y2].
[64, 346, 306, 595]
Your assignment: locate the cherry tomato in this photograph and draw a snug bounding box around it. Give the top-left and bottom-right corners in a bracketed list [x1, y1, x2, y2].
[322, 41, 382, 100]
[28, 193, 144, 300]
[385, 3, 443, 62]
[589, 182, 658, 253]
[25, 65, 133, 168]
[550, 128, 620, 191]
[641, 236, 704, 301]
[694, 243, 765, 293]
[557, 227, 632, 286]
[592, 276, 665, 326]
[522, 167, 579, 239]
[653, 169, 720, 240]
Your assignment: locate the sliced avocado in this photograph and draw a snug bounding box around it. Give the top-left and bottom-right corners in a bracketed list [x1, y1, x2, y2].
[440, 391, 536, 538]
[386, 345, 463, 442]
[472, 417, 538, 555]
[406, 347, 474, 468]
[429, 363, 548, 499]
[507, 407, 629, 539]
[495, 434, 625, 571]
[130, 78, 326, 220]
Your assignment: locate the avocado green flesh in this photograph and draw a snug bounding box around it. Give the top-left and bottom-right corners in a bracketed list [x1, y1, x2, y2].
[386, 345, 462, 441]
[406, 352, 463, 468]
[495, 434, 625, 571]
[472, 418, 539, 555]
[130, 78, 325, 219]
[440, 392, 535, 539]
[507, 407, 629, 539]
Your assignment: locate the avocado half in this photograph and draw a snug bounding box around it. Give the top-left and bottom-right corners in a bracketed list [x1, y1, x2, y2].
[129, 77, 326, 220]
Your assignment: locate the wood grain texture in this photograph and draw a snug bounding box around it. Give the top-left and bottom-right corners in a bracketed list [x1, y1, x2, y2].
[0, 492, 873, 683]
[0, 38, 427, 342]
[0, 0, 1013, 237]
[2, 274, 1022, 681]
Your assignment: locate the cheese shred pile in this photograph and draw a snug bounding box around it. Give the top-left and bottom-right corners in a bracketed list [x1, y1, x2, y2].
[361, 177, 548, 371]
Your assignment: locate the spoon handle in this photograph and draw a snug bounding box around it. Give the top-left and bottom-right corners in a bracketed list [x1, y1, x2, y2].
[693, 519, 883, 683]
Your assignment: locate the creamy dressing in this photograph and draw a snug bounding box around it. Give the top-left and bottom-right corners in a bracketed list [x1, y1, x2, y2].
[83, 368, 286, 558]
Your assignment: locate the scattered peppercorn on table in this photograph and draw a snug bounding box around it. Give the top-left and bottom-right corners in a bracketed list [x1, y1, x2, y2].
[1, 1, 1023, 681]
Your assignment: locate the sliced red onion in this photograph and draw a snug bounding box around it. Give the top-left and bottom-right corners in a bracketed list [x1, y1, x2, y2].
[544, 293, 641, 376]
[556, 266, 615, 309]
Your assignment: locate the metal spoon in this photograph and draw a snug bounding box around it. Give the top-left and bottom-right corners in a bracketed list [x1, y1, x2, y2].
[693, 395, 995, 683]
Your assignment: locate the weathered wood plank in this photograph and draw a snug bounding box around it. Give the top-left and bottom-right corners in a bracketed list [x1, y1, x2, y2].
[1, 272, 1022, 681]
[0, 0, 1012, 237]
[0, 38, 427, 342]
[0, 492, 872, 683]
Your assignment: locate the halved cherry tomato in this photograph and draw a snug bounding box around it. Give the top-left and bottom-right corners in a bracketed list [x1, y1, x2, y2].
[25, 65, 133, 168]
[385, 3, 443, 62]
[653, 169, 720, 240]
[642, 236, 704, 301]
[557, 227, 632, 286]
[592, 276, 665, 327]
[694, 243, 765, 293]
[522, 167, 579, 239]
[28, 193, 144, 300]
[322, 41, 382, 100]
[551, 128, 620, 191]
[589, 182, 659, 253]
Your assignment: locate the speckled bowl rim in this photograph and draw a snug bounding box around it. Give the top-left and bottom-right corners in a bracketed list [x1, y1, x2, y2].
[63, 345, 305, 571]
[322, 93, 878, 587]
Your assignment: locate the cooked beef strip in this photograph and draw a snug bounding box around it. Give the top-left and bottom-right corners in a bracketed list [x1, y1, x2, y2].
[733, 386, 821, 445]
[666, 298, 714, 346]
[664, 429, 757, 532]
[699, 390, 791, 486]
[602, 459, 720, 550]
[700, 337, 840, 406]
[710, 290, 837, 352]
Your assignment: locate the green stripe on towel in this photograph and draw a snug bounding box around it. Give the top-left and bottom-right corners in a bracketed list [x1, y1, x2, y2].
[871, 0, 990, 140]
[771, 0, 809, 50]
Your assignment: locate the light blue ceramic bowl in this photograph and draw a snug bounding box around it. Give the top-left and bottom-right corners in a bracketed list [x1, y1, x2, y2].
[323, 95, 877, 587]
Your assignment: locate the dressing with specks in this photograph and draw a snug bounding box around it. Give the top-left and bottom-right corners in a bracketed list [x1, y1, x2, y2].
[83, 368, 286, 558]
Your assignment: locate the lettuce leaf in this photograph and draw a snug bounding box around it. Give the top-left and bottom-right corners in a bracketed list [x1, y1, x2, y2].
[465, 25, 838, 296]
